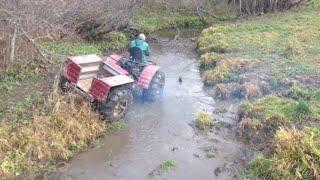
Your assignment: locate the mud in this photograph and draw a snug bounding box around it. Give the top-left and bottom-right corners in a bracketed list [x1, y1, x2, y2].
[48, 33, 251, 180]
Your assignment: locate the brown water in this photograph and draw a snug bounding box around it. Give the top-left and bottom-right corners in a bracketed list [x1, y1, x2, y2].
[51, 37, 249, 180]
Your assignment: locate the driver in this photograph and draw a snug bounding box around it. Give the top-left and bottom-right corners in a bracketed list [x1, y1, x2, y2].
[129, 33, 150, 64]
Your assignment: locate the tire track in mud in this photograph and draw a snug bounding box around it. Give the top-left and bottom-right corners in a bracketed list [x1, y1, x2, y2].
[48, 36, 252, 180]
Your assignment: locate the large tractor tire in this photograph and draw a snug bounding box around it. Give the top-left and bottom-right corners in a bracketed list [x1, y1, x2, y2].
[142, 71, 165, 102]
[58, 76, 70, 92]
[99, 87, 132, 122]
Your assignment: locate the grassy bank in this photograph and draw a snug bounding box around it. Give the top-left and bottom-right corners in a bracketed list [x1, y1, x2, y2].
[0, 93, 106, 178]
[196, 3, 320, 179]
[197, 9, 320, 100]
[0, 41, 110, 177]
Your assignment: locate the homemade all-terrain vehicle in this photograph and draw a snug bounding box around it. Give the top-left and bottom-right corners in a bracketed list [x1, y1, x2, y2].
[58, 54, 165, 121]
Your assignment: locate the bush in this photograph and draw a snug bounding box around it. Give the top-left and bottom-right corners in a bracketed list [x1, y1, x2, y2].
[195, 109, 213, 130]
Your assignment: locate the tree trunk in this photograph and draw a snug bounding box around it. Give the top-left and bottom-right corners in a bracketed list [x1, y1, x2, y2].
[9, 25, 17, 67]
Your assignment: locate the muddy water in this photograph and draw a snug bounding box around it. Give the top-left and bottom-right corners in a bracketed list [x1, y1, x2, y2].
[57, 37, 247, 180]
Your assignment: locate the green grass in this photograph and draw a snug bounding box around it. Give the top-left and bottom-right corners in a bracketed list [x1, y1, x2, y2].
[237, 94, 320, 144]
[6, 93, 43, 124]
[149, 160, 177, 177]
[244, 95, 320, 123]
[197, 7, 320, 99]
[159, 160, 177, 170]
[287, 86, 320, 101]
[44, 31, 128, 59]
[0, 71, 38, 106]
[44, 41, 104, 57]
[134, 7, 204, 33]
[106, 122, 126, 130]
[198, 10, 320, 55]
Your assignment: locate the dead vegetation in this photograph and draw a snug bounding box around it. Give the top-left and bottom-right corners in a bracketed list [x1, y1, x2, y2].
[228, 0, 306, 15]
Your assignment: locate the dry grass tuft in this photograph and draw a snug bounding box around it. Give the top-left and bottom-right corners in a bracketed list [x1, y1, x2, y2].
[195, 109, 213, 130]
[246, 127, 320, 179]
[239, 83, 262, 100]
[273, 127, 320, 179]
[199, 52, 221, 70]
[285, 35, 305, 57]
[197, 27, 230, 54]
[215, 83, 236, 99]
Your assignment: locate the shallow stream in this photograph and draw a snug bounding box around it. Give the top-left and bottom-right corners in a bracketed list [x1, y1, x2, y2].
[52, 33, 248, 180]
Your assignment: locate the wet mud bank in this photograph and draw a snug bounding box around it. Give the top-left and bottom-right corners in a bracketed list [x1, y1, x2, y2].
[49, 34, 251, 180]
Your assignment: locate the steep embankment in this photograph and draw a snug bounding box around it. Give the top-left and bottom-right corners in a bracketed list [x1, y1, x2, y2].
[197, 4, 320, 179]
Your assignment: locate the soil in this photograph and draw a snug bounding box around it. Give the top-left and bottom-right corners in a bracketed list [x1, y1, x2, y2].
[46, 31, 253, 180]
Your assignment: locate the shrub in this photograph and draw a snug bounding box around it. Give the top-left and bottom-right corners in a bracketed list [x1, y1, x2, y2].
[195, 109, 213, 130]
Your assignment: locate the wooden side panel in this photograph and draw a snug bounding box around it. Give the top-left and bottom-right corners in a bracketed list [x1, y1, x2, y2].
[91, 78, 110, 101]
[64, 60, 81, 83]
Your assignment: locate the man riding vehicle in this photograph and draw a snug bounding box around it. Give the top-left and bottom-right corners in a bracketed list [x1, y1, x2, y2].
[129, 33, 150, 65]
